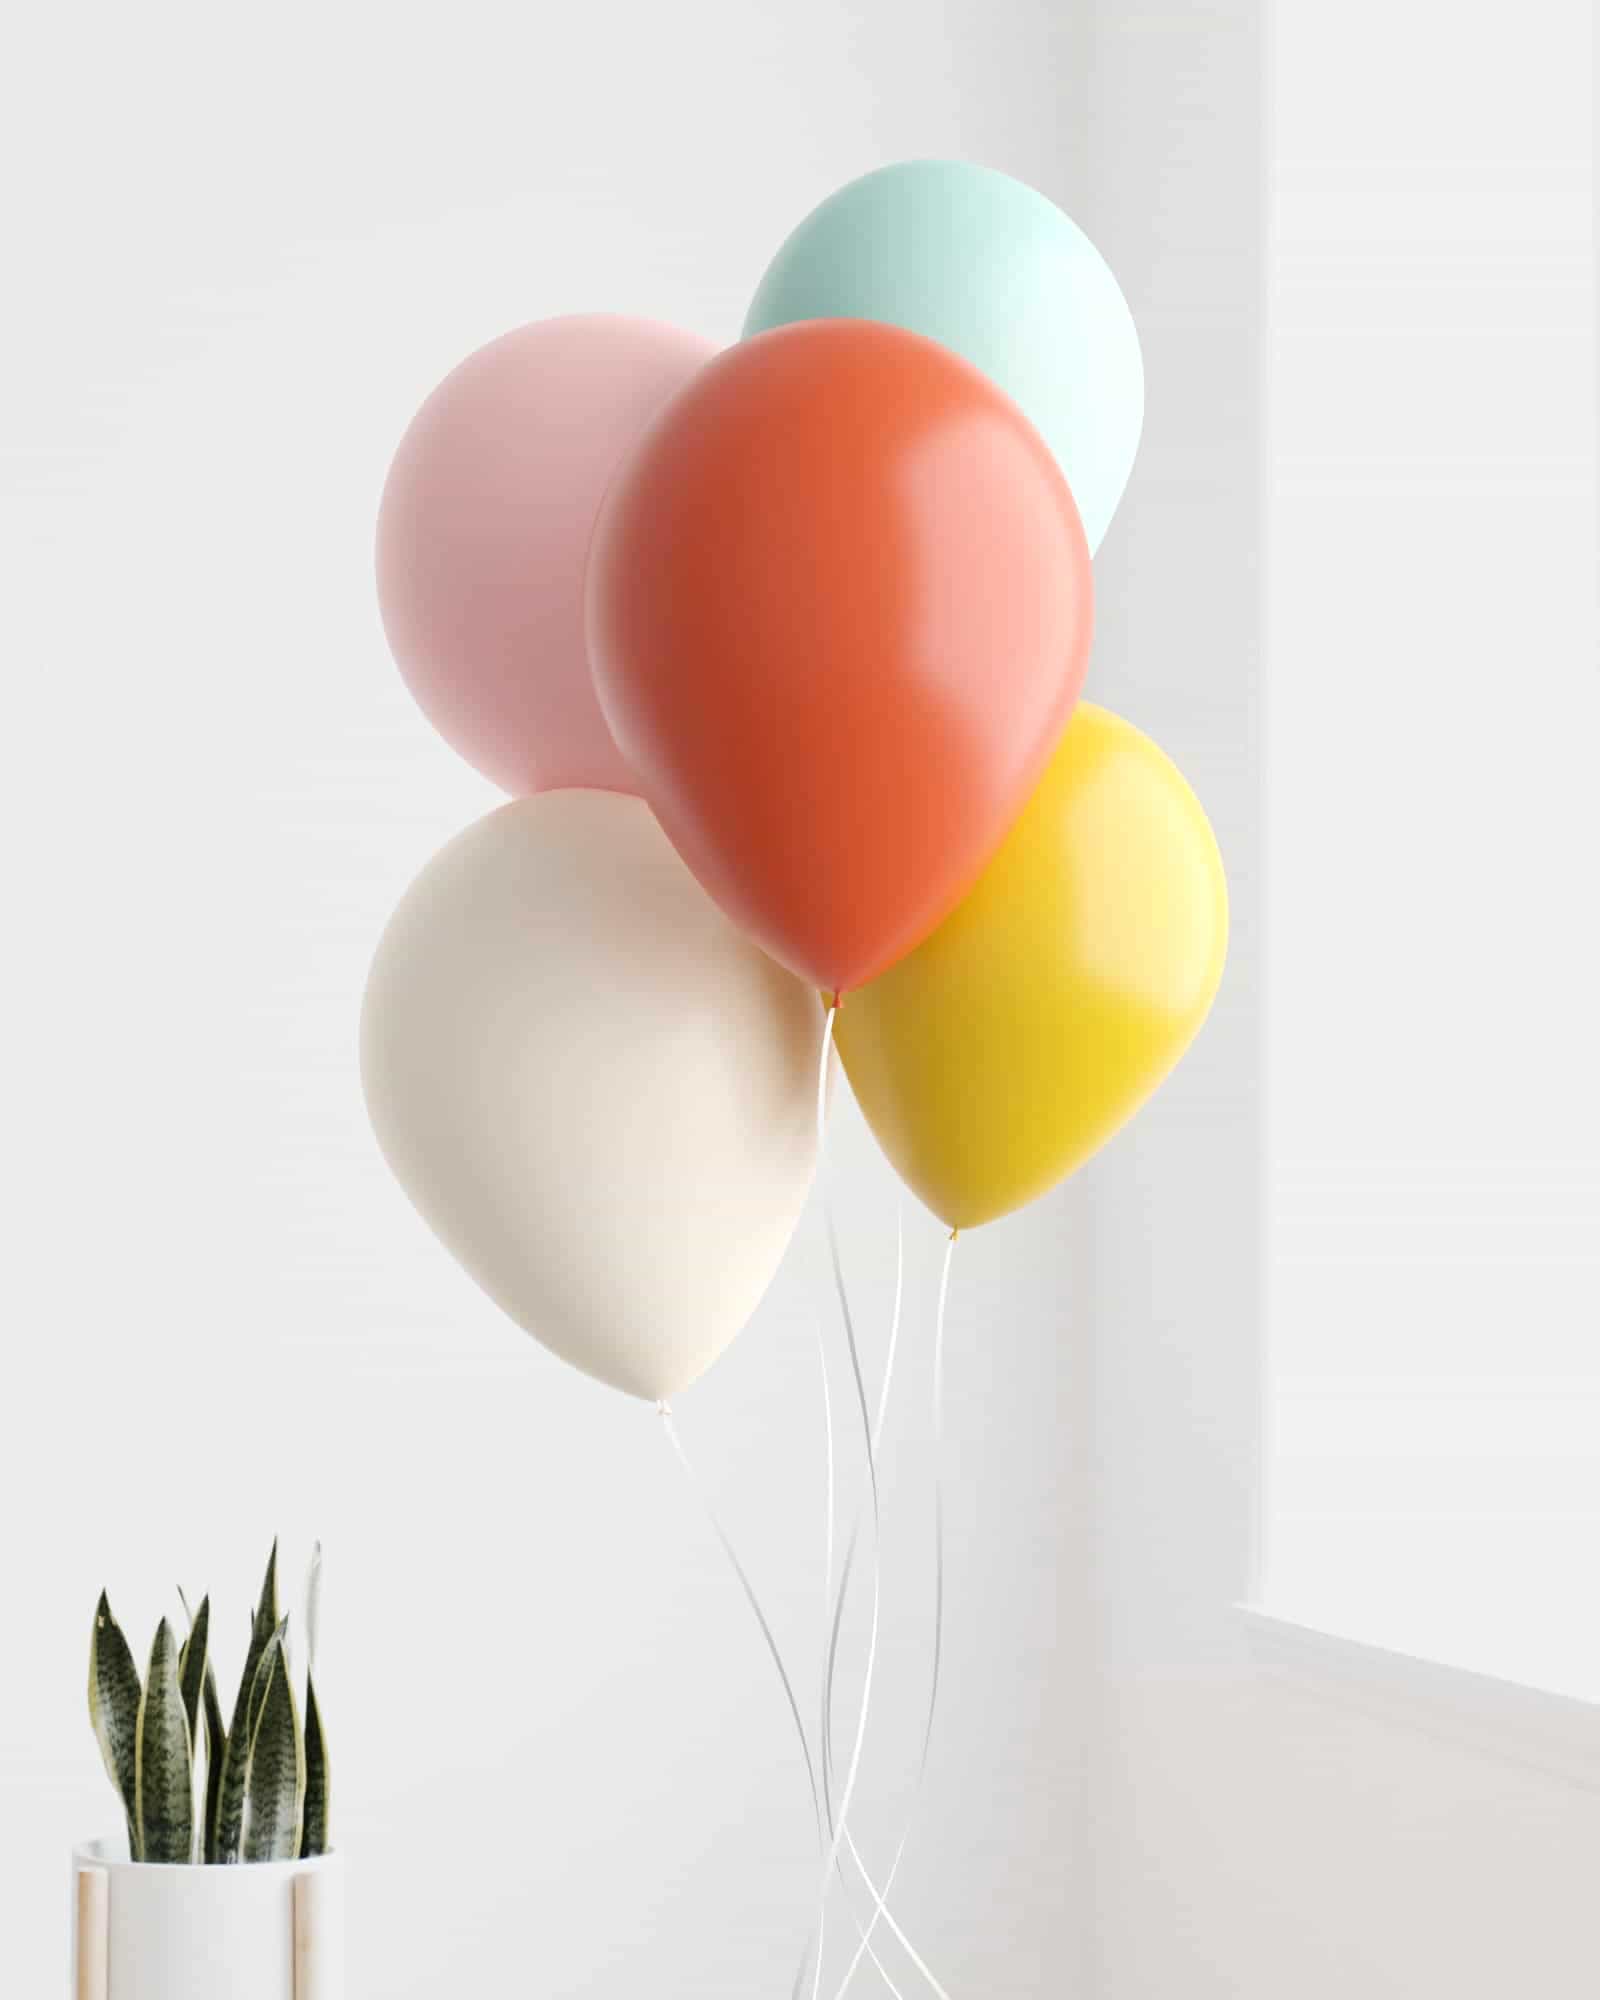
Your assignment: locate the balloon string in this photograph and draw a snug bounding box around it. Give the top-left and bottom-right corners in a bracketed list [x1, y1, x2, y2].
[806, 1160, 889, 2000]
[828, 1195, 903, 1800]
[660, 1003, 895, 2000]
[830, 1231, 958, 2000]
[808, 1016, 908, 2000]
[812, 1001, 947, 1999]
[657, 1003, 930, 2000]
[819, 1305, 837, 1732]
[814, 1000, 842, 1682]
[817, 1000, 840, 1731]
[810, 1003, 838, 1996]
[815, 1196, 902, 1822]
[657, 1402, 822, 1842]
[877, 1206, 907, 1458]
[817, 1201, 906, 1999]
[659, 1398, 879, 1999]
[815, 999, 835, 1159]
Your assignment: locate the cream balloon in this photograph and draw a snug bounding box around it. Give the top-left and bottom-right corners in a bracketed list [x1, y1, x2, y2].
[360, 791, 823, 1400]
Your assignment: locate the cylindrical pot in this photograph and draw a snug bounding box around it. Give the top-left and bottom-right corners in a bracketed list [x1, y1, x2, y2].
[71, 1839, 344, 2000]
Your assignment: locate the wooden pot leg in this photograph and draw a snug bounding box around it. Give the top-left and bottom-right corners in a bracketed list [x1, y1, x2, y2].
[74, 1867, 108, 2000]
[293, 1869, 341, 2000]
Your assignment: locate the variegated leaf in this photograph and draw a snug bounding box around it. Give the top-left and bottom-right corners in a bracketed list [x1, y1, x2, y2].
[201, 1663, 227, 1865]
[88, 1592, 141, 1859]
[177, 1594, 210, 1748]
[242, 1633, 305, 1862]
[300, 1669, 330, 1858]
[255, 1539, 280, 1630]
[213, 1543, 280, 1863]
[135, 1619, 194, 1864]
[178, 1585, 224, 1860]
[248, 1615, 288, 1745]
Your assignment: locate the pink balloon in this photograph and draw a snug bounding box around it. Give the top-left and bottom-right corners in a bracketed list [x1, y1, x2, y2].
[376, 315, 716, 796]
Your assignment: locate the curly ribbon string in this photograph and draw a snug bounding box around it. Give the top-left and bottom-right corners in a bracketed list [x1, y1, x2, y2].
[659, 1002, 951, 1999]
[820, 1199, 904, 1770]
[657, 1401, 821, 1836]
[813, 1002, 952, 1999]
[810, 1003, 843, 1996]
[659, 1004, 898, 1999]
[662, 1391, 914, 2000]
[826, 1229, 958, 2000]
[807, 1004, 912, 1998]
[816, 1304, 837, 1984]
[797, 992, 899, 1999]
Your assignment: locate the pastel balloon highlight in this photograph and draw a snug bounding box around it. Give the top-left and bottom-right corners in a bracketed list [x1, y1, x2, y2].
[376, 314, 714, 797]
[745, 159, 1144, 554]
[835, 704, 1228, 1230]
[360, 791, 822, 1401]
[587, 317, 1093, 997]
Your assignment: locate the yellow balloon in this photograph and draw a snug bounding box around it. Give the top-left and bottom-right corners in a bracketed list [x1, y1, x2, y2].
[835, 703, 1228, 1229]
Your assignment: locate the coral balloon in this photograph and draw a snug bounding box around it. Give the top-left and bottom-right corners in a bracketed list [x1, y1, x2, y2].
[835, 704, 1228, 1229]
[745, 160, 1144, 555]
[377, 314, 714, 796]
[360, 791, 822, 1401]
[587, 318, 1093, 995]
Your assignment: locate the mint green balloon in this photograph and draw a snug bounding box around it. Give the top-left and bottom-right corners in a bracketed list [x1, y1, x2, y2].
[744, 160, 1143, 554]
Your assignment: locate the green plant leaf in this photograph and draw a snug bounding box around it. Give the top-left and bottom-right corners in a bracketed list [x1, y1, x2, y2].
[246, 1612, 286, 1746]
[242, 1632, 305, 1862]
[135, 1619, 194, 1864]
[201, 1662, 227, 1865]
[179, 1586, 227, 1862]
[212, 1542, 280, 1863]
[88, 1592, 141, 1859]
[177, 1595, 210, 1748]
[300, 1669, 330, 1858]
[255, 1538, 280, 1629]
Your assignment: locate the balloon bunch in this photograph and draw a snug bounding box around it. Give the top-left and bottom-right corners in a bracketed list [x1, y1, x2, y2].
[364, 161, 1225, 1375]
[362, 156, 1226, 1980]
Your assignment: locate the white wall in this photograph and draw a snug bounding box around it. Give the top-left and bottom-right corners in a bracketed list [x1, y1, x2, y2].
[1263, 0, 1600, 1700]
[1078, 3, 1600, 1996]
[0, 4, 1095, 1995]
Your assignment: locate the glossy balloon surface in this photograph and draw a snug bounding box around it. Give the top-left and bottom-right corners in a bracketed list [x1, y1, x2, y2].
[835, 704, 1228, 1229]
[745, 160, 1143, 553]
[587, 318, 1093, 994]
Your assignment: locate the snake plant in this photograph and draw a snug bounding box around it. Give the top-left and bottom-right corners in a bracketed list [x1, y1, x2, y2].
[89, 1540, 332, 1863]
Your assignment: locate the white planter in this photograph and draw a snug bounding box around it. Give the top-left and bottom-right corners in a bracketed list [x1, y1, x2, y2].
[71, 1838, 344, 2000]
